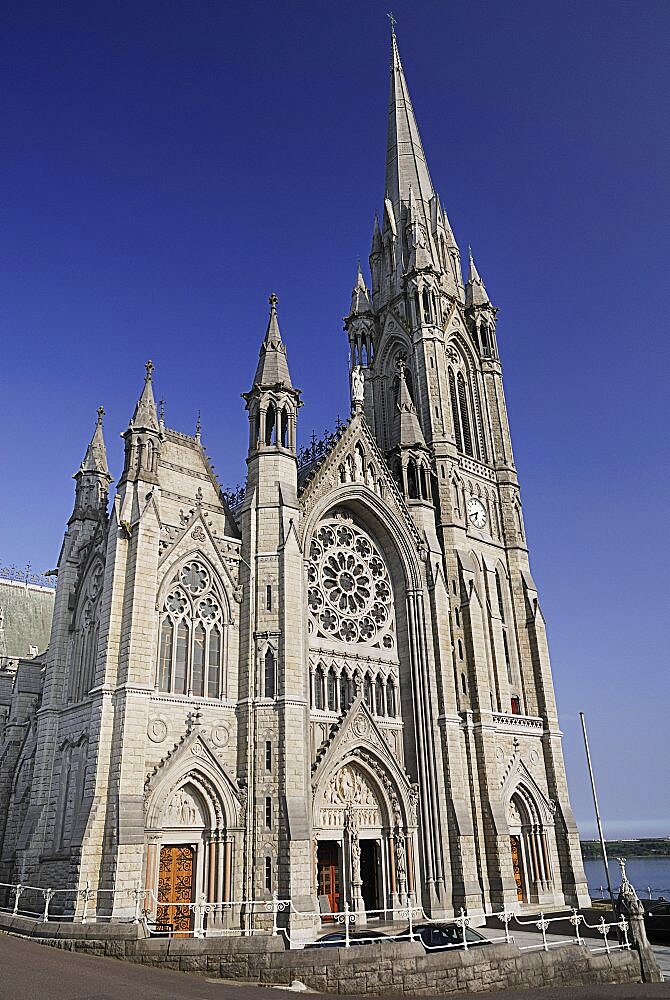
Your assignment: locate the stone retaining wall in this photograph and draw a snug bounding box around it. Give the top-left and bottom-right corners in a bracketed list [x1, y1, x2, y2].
[14, 929, 642, 996]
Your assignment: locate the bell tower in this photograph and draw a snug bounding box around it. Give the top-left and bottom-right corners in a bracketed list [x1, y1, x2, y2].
[342, 24, 590, 911]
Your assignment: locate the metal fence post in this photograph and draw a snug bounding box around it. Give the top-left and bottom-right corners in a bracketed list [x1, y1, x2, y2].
[570, 908, 583, 946]
[600, 917, 611, 954]
[12, 885, 23, 915]
[194, 894, 205, 938]
[344, 901, 350, 948]
[408, 902, 414, 942]
[81, 881, 91, 924]
[459, 908, 468, 951]
[132, 882, 143, 924]
[271, 891, 278, 936]
[537, 913, 548, 952]
[41, 888, 54, 923]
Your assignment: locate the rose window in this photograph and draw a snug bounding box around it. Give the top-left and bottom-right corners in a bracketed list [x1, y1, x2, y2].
[307, 518, 395, 648]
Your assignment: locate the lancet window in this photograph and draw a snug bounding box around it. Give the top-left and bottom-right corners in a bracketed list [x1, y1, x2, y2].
[310, 661, 399, 719]
[446, 342, 487, 462]
[157, 559, 226, 698]
[67, 563, 104, 704]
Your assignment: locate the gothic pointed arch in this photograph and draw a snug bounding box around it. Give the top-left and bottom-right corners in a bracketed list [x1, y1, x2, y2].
[311, 697, 417, 833]
[144, 727, 243, 832]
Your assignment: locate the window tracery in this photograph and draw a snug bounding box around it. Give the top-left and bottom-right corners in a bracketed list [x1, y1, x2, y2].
[307, 518, 395, 650]
[157, 559, 226, 698]
[67, 563, 103, 703]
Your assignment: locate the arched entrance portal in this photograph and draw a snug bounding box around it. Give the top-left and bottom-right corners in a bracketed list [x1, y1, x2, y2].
[145, 769, 235, 933]
[507, 787, 555, 906]
[314, 758, 416, 922]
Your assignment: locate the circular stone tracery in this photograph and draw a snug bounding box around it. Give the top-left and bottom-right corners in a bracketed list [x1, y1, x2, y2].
[308, 518, 395, 648]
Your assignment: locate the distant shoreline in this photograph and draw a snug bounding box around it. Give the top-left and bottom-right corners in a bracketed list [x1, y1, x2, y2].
[580, 838, 670, 860]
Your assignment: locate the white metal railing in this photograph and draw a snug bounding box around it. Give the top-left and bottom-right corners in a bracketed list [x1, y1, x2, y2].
[0, 879, 631, 955]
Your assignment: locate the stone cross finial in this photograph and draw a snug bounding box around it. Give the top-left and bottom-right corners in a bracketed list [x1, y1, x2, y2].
[145, 359, 155, 381]
[269, 292, 278, 311]
[388, 11, 397, 35]
[96, 405, 105, 426]
[158, 398, 165, 422]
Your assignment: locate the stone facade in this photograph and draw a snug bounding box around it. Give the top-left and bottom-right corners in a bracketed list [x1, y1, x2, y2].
[0, 31, 589, 931]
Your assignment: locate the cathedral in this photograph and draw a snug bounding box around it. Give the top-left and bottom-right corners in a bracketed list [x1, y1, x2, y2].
[0, 30, 589, 935]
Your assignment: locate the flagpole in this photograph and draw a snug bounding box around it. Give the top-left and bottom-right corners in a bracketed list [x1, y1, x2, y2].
[579, 711, 615, 908]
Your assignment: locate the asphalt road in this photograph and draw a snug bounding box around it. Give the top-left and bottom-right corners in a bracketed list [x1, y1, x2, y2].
[1, 933, 669, 1000]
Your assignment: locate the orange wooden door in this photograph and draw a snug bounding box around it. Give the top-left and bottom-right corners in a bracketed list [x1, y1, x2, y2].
[157, 844, 194, 935]
[510, 836, 524, 902]
[317, 844, 340, 914]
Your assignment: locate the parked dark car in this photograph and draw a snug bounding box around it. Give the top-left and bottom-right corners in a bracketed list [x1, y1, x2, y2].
[306, 928, 390, 948]
[644, 900, 670, 942]
[399, 921, 491, 951]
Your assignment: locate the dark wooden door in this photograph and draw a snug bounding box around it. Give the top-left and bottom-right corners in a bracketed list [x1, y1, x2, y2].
[510, 836, 525, 902]
[157, 844, 194, 935]
[317, 842, 341, 914]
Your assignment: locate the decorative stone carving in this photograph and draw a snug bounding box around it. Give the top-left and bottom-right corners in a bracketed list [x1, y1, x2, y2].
[148, 718, 168, 743]
[191, 525, 206, 542]
[211, 724, 230, 748]
[165, 787, 202, 827]
[320, 764, 381, 828]
[307, 518, 395, 649]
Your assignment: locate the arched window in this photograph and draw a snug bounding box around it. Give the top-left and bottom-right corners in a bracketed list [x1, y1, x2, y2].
[265, 403, 276, 446]
[156, 560, 225, 698]
[448, 368, 463, 452]
[461, 672, 467, 695]
[386, 678, 396, 717]
[280, 407, 289, 448]
[457, 371, 473, 456]
[339, 673, 351, 712]
[480, 322, 491, 357]
[374, 676, 385, 716]
[327, 667, 337, 711]
[67, 564, 104, 703]
[314, 665, 325, 710]
[407, 461, 418, 499]
[264, 857, 272, 891]
[458, 638, 464, 660]
[264, 648, 276, 699]
[495, 569, 506, 621]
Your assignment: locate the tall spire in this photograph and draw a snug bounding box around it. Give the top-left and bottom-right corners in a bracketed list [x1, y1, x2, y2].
[80, 406, 111, 477]
[465, 248, 491, 308]
[253, 293, 293, 387]
[130, 360, 159, 431]
[349, 263, 372, 315]
[72, 406, 112, 519]
[385, 27, 435, 225]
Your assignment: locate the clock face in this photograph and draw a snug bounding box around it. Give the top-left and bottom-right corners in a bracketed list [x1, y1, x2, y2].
[467, 497, 487, 529]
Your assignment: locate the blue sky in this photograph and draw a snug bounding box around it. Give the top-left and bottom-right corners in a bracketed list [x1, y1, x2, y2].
[1, 1, 668, 841]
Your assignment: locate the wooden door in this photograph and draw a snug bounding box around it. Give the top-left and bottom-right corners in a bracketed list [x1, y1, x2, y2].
[157, 844, 194, 935]
[317, 842, 341, 914]
[510, 835, 524, 902]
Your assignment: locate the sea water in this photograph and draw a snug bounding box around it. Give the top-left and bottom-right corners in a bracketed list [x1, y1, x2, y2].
[584, 856, 670, 900]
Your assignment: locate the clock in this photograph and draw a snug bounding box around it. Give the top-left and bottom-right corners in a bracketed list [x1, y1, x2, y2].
[467, 497, 487, 529]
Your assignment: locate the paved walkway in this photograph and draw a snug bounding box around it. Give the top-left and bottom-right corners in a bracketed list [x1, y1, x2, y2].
[1, 932, 669, 1000]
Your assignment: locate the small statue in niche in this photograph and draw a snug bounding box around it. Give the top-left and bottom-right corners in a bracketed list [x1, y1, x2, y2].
[351, 366, 364, 406]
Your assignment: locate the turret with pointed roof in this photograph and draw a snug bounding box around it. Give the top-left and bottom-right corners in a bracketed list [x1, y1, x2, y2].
[120, 361, 162, 485]
[244, 295, 301, 464]
[71, 406, 113, 521]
